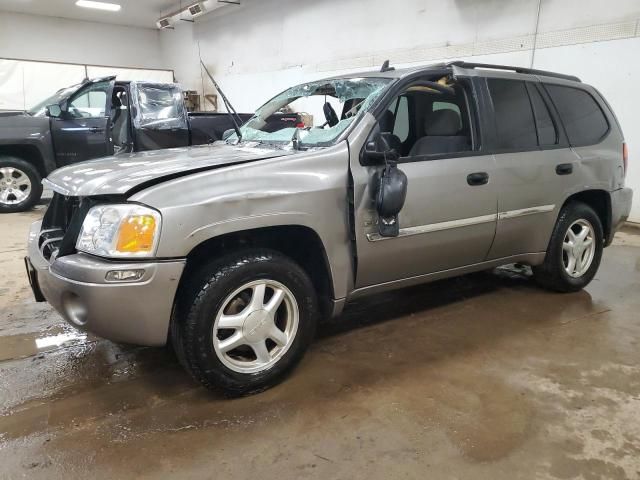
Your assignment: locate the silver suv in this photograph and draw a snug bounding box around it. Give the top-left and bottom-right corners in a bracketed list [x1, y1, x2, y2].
[26, 61, 632, 395]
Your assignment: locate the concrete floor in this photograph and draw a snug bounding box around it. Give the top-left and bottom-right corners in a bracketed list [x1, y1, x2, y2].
[1, 207, 640, 480]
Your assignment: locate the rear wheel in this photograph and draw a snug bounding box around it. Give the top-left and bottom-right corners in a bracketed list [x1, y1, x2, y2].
[172, 249, 318, 396]
[533, 201, 603, 292]
[0, 157, 42, 213]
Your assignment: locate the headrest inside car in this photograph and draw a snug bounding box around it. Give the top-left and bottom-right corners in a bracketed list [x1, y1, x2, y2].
[425, 109, 462, 136]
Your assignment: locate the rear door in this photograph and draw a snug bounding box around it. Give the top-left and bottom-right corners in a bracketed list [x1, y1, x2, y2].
[50, 78, 115, 166]
[131, 83, 189, 151]
[485, 77, 578, 259]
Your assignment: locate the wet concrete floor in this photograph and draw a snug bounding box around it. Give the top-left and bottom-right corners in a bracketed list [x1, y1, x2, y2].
[1, 207, 640, 479]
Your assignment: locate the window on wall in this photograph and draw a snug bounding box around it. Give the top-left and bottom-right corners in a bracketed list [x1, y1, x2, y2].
[487, 79, 537, 150]
[527, 84, 558, 146]
[545, 85, 609, 146]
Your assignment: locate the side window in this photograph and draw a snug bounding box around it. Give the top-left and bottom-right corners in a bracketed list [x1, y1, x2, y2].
[136, 84, 187, 128]
[67, 81, 110, 118]
[376, 80, 474, 159]
[487, 79, 537, 150]
[527, 84, 558, 146]
[392, 96, 409, 142]
[545, 85, 608, 146]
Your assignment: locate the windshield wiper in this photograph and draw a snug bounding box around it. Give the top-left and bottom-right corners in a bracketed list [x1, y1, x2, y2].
[200, 60, 243, 142]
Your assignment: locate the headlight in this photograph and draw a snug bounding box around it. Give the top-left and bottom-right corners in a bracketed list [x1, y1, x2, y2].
[76, 204, 161, 258]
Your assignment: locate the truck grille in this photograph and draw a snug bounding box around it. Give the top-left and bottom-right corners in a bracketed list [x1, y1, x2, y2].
[39, 193, 84, 261]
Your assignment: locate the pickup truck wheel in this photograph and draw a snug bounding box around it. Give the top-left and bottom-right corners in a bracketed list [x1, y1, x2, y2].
[0, 157, 42, 213]
[173, 249, 318, 396]
[533, 201, 603, 292]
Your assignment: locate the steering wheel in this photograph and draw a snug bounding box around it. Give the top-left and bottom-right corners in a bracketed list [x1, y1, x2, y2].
[323, 102, 339, 128]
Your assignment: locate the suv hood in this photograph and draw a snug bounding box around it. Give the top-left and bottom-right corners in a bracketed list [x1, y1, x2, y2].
[45, 143, 291, 197]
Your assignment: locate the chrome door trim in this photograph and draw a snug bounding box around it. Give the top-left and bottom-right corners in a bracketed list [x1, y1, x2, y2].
[497, 204, 555, 220]
[366, 213, 497, 242]
[366, 204, 555, 242]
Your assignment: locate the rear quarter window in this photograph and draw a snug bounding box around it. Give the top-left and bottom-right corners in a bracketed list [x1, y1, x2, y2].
[545, 85, 609, 146]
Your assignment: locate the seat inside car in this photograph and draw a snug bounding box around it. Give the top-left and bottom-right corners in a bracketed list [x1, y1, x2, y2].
[111, 89, 130, 154]
[409, 108, 470, 156]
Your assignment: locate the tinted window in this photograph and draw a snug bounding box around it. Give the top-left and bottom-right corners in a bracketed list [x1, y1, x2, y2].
[545, 85, 608, 146]
[527, 84, 557, 146]
[488, 79, 537, 150]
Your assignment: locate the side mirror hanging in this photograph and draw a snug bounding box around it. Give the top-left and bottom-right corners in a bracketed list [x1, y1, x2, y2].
[375, 156, 408, 237]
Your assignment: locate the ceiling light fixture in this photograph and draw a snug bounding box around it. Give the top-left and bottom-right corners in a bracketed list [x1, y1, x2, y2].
[75, 1, 122, 12]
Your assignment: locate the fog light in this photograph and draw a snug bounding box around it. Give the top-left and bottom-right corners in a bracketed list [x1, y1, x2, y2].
[105, 269, 145, 282]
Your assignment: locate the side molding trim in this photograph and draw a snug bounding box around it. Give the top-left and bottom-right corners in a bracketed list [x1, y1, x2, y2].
[497, 204, 555, 220]
[366, 204, 555, 242]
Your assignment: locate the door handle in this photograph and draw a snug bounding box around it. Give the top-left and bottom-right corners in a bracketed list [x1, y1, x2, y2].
[89, 127, 104, 133]
[467, 172, 489, 186]
[556, 163, 573, 175]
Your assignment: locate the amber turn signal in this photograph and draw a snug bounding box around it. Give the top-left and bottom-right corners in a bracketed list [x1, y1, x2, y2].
[116, 215, 157, 253]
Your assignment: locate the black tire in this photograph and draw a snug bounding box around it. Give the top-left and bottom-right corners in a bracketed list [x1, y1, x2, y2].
[533, 201, 604, 293]
[0, 156, 43, 213]
[172, 249, 318, 396]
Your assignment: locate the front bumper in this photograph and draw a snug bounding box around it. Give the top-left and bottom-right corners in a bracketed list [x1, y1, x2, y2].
[27, 221, 185, 346]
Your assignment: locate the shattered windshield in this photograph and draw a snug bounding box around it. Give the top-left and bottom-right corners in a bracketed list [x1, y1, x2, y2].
[229, 77, 391, 148]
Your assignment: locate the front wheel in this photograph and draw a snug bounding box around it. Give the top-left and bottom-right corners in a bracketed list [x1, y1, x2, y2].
[0, 157, 43, 213]
[533, 201, 603, 292]
[172, 249, 318, 396]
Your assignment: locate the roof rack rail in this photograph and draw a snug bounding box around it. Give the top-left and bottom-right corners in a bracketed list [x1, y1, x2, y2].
[447, 61, 581, 83]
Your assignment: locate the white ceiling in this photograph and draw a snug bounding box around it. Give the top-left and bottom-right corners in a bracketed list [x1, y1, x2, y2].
[0, 0, 203, 28]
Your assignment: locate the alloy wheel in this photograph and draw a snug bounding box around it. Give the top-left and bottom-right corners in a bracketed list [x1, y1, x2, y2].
[212, 279, 299, 373]
[562, 219, 596, 278]
[0, 167, 32, 205]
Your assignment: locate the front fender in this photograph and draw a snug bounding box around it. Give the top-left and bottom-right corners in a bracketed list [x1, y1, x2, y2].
[130, 143, 354, 300]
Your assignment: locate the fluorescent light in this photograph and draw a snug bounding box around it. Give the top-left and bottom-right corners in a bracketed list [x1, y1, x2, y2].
[75, 1, 121, 12]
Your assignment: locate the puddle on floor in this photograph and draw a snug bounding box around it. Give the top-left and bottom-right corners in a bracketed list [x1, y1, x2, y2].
[0, 327, 89, 362]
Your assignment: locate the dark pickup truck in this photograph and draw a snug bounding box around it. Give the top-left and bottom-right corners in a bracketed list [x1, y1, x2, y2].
[0, 76, 252, 212]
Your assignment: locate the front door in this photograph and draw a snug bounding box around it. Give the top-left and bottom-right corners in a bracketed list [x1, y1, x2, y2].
[350, 76, 498, 289]
[51, 79, 114, 166]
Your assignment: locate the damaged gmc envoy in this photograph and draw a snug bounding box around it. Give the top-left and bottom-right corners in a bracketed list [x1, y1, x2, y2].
[26, 62, 632, 395]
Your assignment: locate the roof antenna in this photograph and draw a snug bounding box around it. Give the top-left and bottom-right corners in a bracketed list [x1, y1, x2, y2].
[380, 60, 395, 72]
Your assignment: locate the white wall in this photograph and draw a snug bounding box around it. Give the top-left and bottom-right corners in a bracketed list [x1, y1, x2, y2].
[159, 21, 202, 94]
[175, 0, 640, 221]
[0, 11, 163, 69]
[0, 11, 173, 111]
